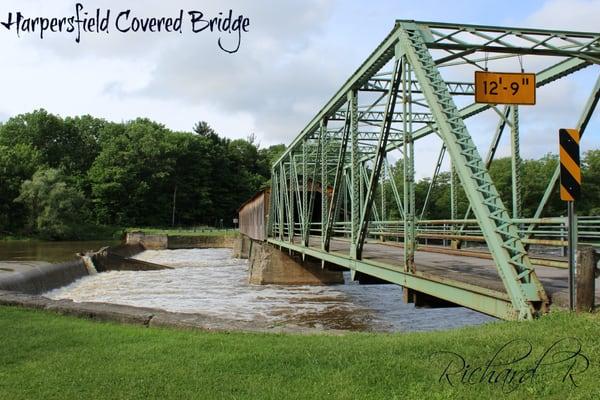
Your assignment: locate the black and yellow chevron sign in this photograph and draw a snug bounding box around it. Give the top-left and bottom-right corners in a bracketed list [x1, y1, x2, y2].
[559, 128, 581, 202]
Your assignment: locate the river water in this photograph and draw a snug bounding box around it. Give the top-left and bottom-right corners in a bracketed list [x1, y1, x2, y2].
[45, 248, 495, 332]
[0, 240, 120, 263]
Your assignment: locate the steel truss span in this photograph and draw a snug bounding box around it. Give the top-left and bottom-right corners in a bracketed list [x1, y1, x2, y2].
[268, 20, 600, 320]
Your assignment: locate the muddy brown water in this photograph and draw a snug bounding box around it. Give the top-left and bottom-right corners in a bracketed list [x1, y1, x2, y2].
[0, 240, 120, 263]
[41, 247, 495, 332]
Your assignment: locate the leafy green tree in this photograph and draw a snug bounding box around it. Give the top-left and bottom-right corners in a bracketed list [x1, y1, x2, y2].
[0, 110, 99, 179]
[582, 150, 600, 215]
[88, 119, 176, 226]
[521, 155, 562, 217]
[168, 132, 215, 225]
[0, 144, 41, 233]
[15, 168, 87, 239]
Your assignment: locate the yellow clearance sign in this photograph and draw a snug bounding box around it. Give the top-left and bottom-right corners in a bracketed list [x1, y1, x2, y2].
[474, 71, 536, 105]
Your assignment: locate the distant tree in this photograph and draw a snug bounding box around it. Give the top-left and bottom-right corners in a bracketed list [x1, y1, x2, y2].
[88, 119, 176, 226]
[258, 144, 286, 176]
[2, 109, 595, 240]
[582, 150, 600, 215]
[0, 144, 41, 233]
[193, 121, 219, 142]
[0, 110, 100, 179]
[168, 132, 215, 225]
[15, 168, 87, 240]
[521, 154, 562, 217]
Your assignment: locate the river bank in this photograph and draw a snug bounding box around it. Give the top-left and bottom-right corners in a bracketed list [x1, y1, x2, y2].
[0, 305, 598, 399]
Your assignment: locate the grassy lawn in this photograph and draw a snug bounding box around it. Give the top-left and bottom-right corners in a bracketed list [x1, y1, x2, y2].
[1, 306, 599, 399]
[125, 227, 237, 237]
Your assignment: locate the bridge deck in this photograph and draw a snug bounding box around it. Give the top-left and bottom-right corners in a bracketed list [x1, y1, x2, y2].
[297, 238, 598, 309]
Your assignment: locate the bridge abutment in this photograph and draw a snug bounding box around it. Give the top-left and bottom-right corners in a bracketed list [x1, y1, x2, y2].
[246, 240, 344, 285]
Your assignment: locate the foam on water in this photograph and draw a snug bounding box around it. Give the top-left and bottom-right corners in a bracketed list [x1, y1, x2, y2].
[45, 248, 495, 332]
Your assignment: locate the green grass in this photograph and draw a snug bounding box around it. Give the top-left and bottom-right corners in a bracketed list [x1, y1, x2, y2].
[1, 306, 599, 399]
[125, 227, 238, 237]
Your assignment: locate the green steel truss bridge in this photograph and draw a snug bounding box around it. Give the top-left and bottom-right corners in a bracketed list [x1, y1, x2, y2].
[267, 21, 600, 320]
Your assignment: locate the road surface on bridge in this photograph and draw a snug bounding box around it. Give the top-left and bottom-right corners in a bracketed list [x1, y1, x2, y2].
[294, 237, 597, 310]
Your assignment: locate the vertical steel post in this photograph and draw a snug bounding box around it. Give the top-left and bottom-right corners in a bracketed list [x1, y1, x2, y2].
[384, 158, 404, 219]
[320, 121, 328, 249]
[450, 163, 458, 247]
[289, 153, 296, 241]
[281, 164, 293, 241]
[349, 90, 360, 258]
[568, 201, 577, 311]
[304, 133, 323, 246]
[343, 170, 348, 232]
[510, 106, 522, 220]
[359, 162, 365, 220]
[278, 165, 285, 240]
[302, 141, 308, 243]
[324, 116, 350, 251]
[402, 56, 416, 272]
[381, 164, 387, 223]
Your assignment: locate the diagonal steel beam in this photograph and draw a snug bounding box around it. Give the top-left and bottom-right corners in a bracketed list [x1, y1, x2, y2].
[356, 56, 403, 259]
[357, 58, 591, 165]
[398, 22, 548, 319]
[420, 144, 446, 219]
[324, 104, 351, 251]
[303, 128, 324, 246]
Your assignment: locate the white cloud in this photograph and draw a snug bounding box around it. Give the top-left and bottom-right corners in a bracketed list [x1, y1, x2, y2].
[525, 0, 600, 31]
[0, 0, 338, 140]
[0, 0, 597, 157]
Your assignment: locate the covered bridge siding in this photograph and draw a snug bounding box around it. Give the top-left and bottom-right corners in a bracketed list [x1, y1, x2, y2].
[238, 189, 270, 241]
[238, 180, 332, 243]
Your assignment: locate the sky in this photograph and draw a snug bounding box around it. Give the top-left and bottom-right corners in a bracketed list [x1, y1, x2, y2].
[0, 0, 598, 178]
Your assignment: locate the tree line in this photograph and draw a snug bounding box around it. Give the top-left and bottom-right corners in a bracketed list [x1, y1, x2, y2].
[384, 152, 600, 221]
[0, 109, 598, 240]
[0, 109, 285, 239]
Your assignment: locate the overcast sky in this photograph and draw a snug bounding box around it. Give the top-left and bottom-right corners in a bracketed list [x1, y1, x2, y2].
[0, 0, 598, 177]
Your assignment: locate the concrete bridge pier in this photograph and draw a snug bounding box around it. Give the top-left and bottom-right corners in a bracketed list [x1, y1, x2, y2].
[402, 287, 457, 308]
[236, 237, 343, 285]
[233, 235, 252, 259]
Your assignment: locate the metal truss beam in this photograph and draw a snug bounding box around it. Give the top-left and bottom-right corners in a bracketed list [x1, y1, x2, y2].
[269, 20, 599, 321]
[274, 21, 598, 169]
[357, 57, 591, 165]
[398, 21, 548, 319]
[420, 144, 446, 219]
[269, 238, 519, 320]
[324, 109, 350, 250]
[331, 110, 433, 123]
[356, 55, 403, 258]
[361, 78, 474, 94]
[416, 20, 600, 62]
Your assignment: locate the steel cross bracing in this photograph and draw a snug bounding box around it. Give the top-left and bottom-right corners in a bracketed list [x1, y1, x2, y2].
[268, 20, 600, 320]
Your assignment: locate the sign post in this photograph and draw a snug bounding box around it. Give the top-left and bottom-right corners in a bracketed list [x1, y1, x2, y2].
[559, 128, 581, 311]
